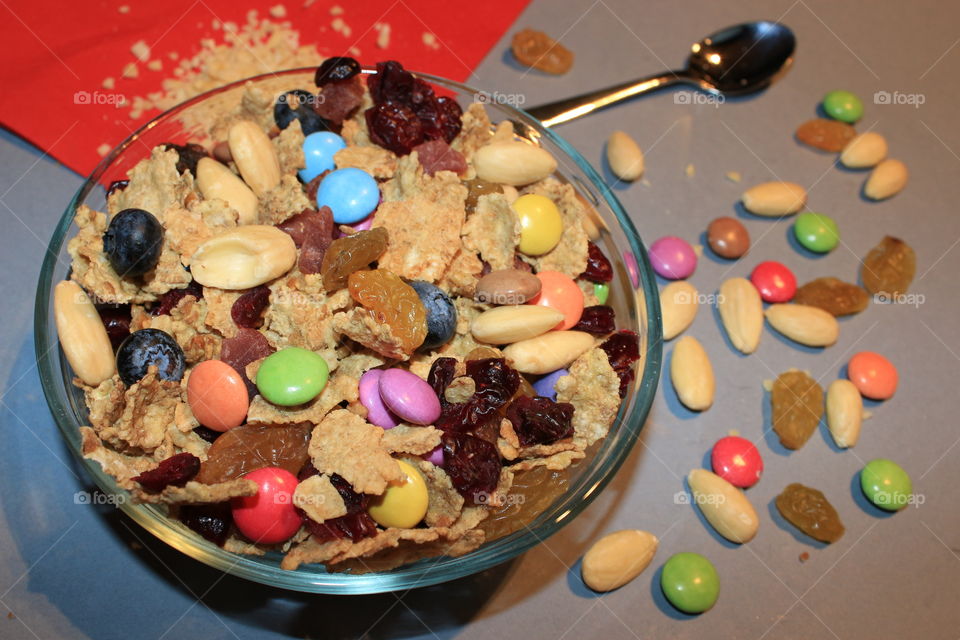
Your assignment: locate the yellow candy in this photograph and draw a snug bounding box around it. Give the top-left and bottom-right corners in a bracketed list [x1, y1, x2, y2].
[368, 459, 429, 528]
[513, 194, 563, 256]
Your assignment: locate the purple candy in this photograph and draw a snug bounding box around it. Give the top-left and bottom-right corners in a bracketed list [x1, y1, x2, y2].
[532, 368, 568, 401]
[334, 212, 375, 238]
[379, 369, 441, 425]
[426, 445, 444, 467]
[648, 236, 697, 280]
[359, 369, 399, 428]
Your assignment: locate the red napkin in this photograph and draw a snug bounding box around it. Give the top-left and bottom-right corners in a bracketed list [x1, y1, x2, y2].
[0, 0, 529, 175]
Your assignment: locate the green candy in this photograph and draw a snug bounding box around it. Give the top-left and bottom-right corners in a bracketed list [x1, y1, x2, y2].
[861, 458, 912, 511]
[661, 552, 720, 614]
[256, 347, 329, 406]
[594, 282, 610, 305]
[794, 212, 839, 253]
[823, 90, 864, 123]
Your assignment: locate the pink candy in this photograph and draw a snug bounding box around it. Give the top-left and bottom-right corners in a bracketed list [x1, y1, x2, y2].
[359, 369, 400, 428]
[649, 236, 697, 280]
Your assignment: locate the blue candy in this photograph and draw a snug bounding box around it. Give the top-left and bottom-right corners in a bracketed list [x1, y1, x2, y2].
[298, 132, 346, 183]
[315, 168, 380, 224]
[532, 368, 568, 401]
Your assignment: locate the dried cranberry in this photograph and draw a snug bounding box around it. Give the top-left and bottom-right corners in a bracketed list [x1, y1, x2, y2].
[427, 357, 458, 397]
[442, 432, 502, 501]
[106, 180, 128, 196]
[367, 60, 416, 104]
[306, 473, 378, 542]
[507, 396, 575, 446]
[150, 280, 203, 316]
[413, 139, 467, 176]
[193, 426, 222, 444]
[220, 328, 275, 399]
[133, 453, 201, 492]
[315, 56, 362, 86]
[180, 502, 232, 546]
[314, 76, 365, 125]
[231, 286, 270, 329]
[421, 96, 462, 143]
[599, 330, 640, 397]
[571, 305, 616, 335]
[431, 358, 520, 434]
[95, 303, 131, 351]
[582, 242, 613, 283]
[366, 101, 425, 155]
[162, 142, 209, 176]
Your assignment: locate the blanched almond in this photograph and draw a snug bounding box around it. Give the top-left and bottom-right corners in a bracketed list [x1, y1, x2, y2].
[741, 181, 807, 216]
[840, 132, 888, 169]
[606, 131, 645, 181]
[471, 305, 564, 344]
[670, 336, 714, 411]
[826, 379, 863, 448]
[660, 281, 698, 340]
[473, 141, 557, 186]
[864, 158, 908, 200]
[228, 120, 281, 196]
[765, 303, 839, 347]
[195, 157, 258, 224]
[582, 529, 658, 592]
[191, 225, 296, 289]
[54, 281, 116, 385]
[502, 331, 594, 374]
[687, 469, 759, 544]
[717, 277, 763, 354]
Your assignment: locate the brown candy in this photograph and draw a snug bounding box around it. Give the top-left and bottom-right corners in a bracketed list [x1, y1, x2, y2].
[795, 118, 856, 152]
[707, 217, 750, 259]
[511, 28, 574, 75]
[475, 269, 542, 305]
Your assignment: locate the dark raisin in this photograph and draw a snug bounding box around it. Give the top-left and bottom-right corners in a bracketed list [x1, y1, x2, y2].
[431, 358, 520, 434]
[133, 453, 200, 492]
[582, 242, 613, 282]
[150, 280, 203, 316]
[599, 330, 641, 397]
[274, 90, 330, 135]
[231, 285, 270, 329]
[442, 432, 502, 501]
[162, 142, 209, 176]
[95, 303, 131, 351]
[366, 101, 425, 155]
[506, 396, 575, 446]
[315, 57, 361, 85]
[428, 357, 459, 397]
[513, 255, 533, 273]
[106, 180, 129, 196]
[193, 426, 222, 444]
[306, 473, 378, 542]
[180, 502, 232, 546]
[571, 305, 616, 335]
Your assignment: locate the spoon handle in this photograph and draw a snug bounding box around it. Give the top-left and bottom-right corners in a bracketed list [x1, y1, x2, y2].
[525, 71, 690, 127]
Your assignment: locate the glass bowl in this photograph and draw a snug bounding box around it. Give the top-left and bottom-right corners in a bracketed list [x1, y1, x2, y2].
[34, 68, 662, 594]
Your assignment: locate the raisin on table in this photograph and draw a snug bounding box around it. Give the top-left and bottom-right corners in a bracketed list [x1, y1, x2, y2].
[776, 483, 845, 543]
[511, 28, 574, 74]
[795, 119, 856, 152]
[771, 370, 823, 450]
[861, 236, 916, 297]
[793, 277, 869, 316]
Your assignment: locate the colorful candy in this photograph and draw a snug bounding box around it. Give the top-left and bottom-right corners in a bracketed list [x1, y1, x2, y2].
[298, 131, 346, 183]
[532, 368, 568, 401]
[255, 347, 330, 406]
[359, 369, 399, 428]
[706, 217, 750, 259]
[794, 212, 839, 253]
[710, 435, 763, 489]
[529, 270, 584, 330]
[368, 459, 430, 528]
[593, 282, 610, 304]
[823, 90, 864, 123]
[750, 261, 797, 303]
[513, 194, 563, 256]
[847, 351, 898, 399]
[379, 369, 441, 425]
[187, 360, 249, 431]
[475, 269, 542, 305]
[231, 467, 303, 544]
[860, 459, 912, 511]
[661, 552, 720, 614]
[649, 236, 697, 280]
[315, 167, 380, 224]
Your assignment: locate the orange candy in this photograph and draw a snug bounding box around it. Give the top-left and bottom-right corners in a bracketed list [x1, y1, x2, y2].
[847, 351, 898, 400]
[187, 360, 249, 431]
[529, 270, 584, 330]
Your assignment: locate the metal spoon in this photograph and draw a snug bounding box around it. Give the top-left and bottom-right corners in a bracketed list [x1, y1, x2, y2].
[525, 21, 796, 127]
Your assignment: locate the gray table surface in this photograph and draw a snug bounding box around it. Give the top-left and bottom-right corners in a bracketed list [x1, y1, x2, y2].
[3, 0, 959, 638]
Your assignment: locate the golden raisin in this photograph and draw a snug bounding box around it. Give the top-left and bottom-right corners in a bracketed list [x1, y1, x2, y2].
[320, 227, 389, 291]
[771, 370, 823, 450]
[861, 236, 916, 297]
[196, 422, 312, 484]
[463, 178, 502, 214]
[795, 118, 856, 152]
[348, 269, 427, 353]
[776, 483, 845, 543]
[794, 277, 870, 316]
[511, 28, 574, 75]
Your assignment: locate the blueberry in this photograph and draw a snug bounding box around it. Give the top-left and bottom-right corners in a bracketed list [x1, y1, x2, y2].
[274, 90, 330, 136]
[409, 281, 457, 350]
[116, 328, 186, 386]
[315, 57, 361, 86]
[102, 208, 164, 278]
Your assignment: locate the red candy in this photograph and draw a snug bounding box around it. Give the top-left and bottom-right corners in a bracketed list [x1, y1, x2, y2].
[231, 467, 303, 544]
[529, 270, 584, 330]
[711, 435, 763, 488]
[750, 261, 796, 303]
[847, 351, 898, 400]
[187, 360, 249, 432]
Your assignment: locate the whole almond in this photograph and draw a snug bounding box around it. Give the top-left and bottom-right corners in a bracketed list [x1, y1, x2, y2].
[191, 225, 296, 289]
[765, 303, 839, 347]
[864, 158, 908, 200]
[840, 132, 888, 169]
[687, 469, 759, 544]
[660, 281, 698, 340]
[471, 305, 565, 344]
[473, 141, 557, 186]
[670, 336, 714, 411]
[717, 277, 763, 354]
[582, 529, 658, 592]
[195, 157, 258, 224]
[826, 379, 863, 448]
[741, 181, 807, 216]
[54, 281, 116, 385]
[502, 331, 594, 374]
[228, 120, 281, 196]
[606, 131, 645, 181]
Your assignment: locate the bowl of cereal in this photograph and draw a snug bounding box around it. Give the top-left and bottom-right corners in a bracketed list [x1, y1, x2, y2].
[35, 60, 662, 593]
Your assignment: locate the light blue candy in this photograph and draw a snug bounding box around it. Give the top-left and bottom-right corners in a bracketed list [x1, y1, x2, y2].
[533, 368, 568, 401]
[315, 167, 380, 224]
[298, 132, 346, 183]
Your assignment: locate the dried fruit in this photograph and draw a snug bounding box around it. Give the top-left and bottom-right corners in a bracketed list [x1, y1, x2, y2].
[150, 280, 203, 316]
[775, 483, 845, 543]
[162, 142, 209, 176]
[96, 303, 131, 351]
[861, 236, 916, 297]
[581, 242, 613, 283]
[473, 141, 558, 187]
[103, 208, 164, 278]
[116, 328, 185, 385]
[506, 395, 575, 446]
[320, 227, 389, 291]
[441, 431, 502, 501]
[366, 101, 424, 155]
[511, 28, 574, 74]
[276, 207, 334, 274]
[180, 502, 232, 546]
[196, 422, 311, 484]
[414, 139, 467, 176]
[581, 530, 658, 592]
[315, 57, 362, 85]
[191, 226, 297, 290]
[600, 330, 640, 397]
[348, 269, 427, 353]
[771, 370, 824, 450]
[227, 120, 281, 196]
[793, 277, 869, 316]
[765, 304, 840, 347]
[274, 89, 330, 135]
[463, 178, 503, 214]
[54, 281, 116, 385]
[431, 357, 520, 435]
[299, 466, 378, 543]
[220, 328, 275, 398]
[570, 305, 616, 335]
[133, 452, 201, 492]
[794, 118, 856, 152]
[231, 285, 270, 328]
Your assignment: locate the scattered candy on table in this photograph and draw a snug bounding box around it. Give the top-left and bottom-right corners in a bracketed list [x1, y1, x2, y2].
[255, 346, 330, 406]
[231, 467, 303, 544]
[794, 212, 840, 253]
[315, 167, 380, 224]
[750, 261, 797, 303]
[847, 351, 898, 399]
[532, 368, 568, 401]
[529, 270, 585, 330]
[661, 552, 720, 614]
[822, 89, 864, 123]
[187, 360, 249, 432]
[649, 236, 697, 280]
[298, 131, 346, 183]
[368, 459, 430, 528]
[513, 193, 563, 256]
[860, 459, 912, 511]
[706, 216, 750, 259]
[379, 368, 441, 425]
[710, 435, 763, 489]
[359, 369, 399, 429]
